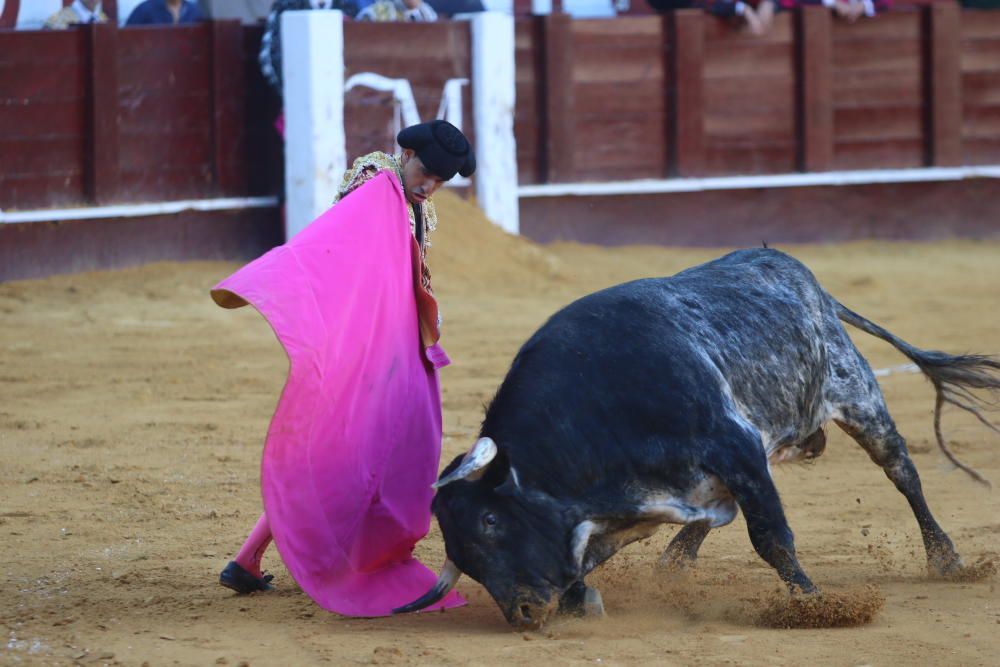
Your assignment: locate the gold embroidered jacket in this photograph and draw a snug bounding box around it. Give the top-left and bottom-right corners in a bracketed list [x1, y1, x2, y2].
[333, 151, 438, 291]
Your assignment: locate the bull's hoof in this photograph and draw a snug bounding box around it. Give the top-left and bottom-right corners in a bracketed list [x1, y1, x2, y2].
[927, 545, 965, 578]
[558, 582, 605, 618]
[656, 551, 696, 573]
[582, 587, 605, 617]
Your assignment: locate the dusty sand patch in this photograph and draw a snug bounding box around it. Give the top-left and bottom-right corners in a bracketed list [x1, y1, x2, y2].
[1, 191, 998, 666]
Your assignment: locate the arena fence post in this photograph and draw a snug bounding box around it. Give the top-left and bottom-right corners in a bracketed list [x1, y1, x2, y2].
[471, 12, 520, 235]
[210, 20, 247, 197]
[927, 2, 963, 167]
[796, 6, 833, 173]
[281, 10, 347, 239]
[540, 12, 575, 184]
[84, 21, 120, 205]
[667, 9, 705, 177]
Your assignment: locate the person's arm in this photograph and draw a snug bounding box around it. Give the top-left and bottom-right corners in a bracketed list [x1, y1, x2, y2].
[259, 2, 286, 98]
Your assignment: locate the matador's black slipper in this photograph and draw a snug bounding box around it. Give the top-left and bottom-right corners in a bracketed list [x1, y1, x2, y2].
[219, 560, 274, 594]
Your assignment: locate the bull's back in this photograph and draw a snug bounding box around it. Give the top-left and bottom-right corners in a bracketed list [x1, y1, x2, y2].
[483, 250, 842, 491]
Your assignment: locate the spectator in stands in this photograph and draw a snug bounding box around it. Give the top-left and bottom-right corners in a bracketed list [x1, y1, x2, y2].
[646, 0, 778, 37]
[44, 0, 109, 28]
[259, 0, 360, 99]
[784, 0, 890, 21]
[357, 0, 438, 21]
[125, 0, 205, 24]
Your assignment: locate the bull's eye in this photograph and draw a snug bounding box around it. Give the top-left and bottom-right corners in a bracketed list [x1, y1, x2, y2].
[483, 513, 498, 528]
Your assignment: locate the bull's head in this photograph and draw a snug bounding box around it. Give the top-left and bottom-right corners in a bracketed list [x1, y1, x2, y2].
[394, 437, 585, 629]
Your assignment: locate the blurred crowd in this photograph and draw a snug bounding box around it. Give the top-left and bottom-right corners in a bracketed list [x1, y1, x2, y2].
[24, 0, 1000, 34]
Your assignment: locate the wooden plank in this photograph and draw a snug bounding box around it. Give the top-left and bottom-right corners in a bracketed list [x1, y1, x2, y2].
[959, 39, 1000, 71]
[117, 25, 211, 62]
[960, 10, 1000, 40]
[704, 112, 796, 142]
[928, 3, 962, 166]
[575, 82, 665, 114]
[118, 130, 213, 170]
[117, 166, 215, 201]
[962, 137, 1000, 165]
[0, 31, 84, 64]
[704, 144, 797, 175]
[833, 138, 925, 170]
[798, 5, 833, 172]
[703, 43, 794, 79]
[832, 40, 923, 71]
[833, 70, 924, 107]
[211, 20, 246, 196]
[669, 10, 705, 177]
[542, 13, 575, 183]
[0, 173, 87, 210]
[962, 106, 1000, 136]
[0, 101, 84, 139]
[118, 60, 212, 94]
[114, 92, 211, 130]
[573, 42, 663, 83]
[84, 22, 119, 205]
[703, 75, 796, 114]
[962, 71, 1000, 105]
[0, 137, 85, 173]
[0, 63, 87, 101]
[834, 107, 924, 141]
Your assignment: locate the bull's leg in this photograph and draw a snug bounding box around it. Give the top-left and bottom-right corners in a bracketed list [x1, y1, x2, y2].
[557, 581, 605, 617]
[658, 520, 712, 570]
[713, 445, 816, 593]
[835, 411, 963, 577]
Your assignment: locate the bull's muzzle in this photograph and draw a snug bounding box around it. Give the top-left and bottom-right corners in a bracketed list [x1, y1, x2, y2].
[391, 560, 462, 614]
[505, 594, 558, 630]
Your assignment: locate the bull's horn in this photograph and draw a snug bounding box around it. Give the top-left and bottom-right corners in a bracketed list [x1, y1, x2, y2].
[391, 560, 462, 614]
[432, 437, 498, 489]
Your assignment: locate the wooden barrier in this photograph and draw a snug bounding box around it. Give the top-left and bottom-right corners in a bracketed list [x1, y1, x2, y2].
[961, 8, 1000, 165]
[0, 19, 476, 212]
[0, 21, 249, 210]
[514, 7, 1000, 185]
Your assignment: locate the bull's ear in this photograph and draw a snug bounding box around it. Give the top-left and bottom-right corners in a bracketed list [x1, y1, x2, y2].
[433, 437, 498, 489]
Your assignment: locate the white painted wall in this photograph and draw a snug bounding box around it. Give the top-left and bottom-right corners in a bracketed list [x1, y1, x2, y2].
[281, 10, 346, 239]
[471, 12, 519, 234]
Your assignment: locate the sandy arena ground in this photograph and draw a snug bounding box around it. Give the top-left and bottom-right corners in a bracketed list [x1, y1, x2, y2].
[1, 192, 999, 666]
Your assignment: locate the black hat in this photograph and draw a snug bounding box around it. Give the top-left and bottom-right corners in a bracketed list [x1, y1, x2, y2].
[397, 120, 476, 181]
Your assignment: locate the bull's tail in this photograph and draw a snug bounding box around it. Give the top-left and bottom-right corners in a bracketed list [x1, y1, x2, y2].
[835, 301, 1000, 486]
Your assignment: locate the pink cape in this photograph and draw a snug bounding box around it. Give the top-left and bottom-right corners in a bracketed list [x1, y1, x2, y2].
[211, 172, 463, 616]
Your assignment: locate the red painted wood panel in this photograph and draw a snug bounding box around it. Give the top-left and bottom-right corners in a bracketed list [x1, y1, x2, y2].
[0, 101, 84, 140]
[960, 10, 1000, 165]
[831, 12, 926, 170]
[0, 173, 87, 210]
[0, 30, 88, 208]
[514, 18, 541, 185]
[569, 16, 667, 181]
[703, 13, 796, 174]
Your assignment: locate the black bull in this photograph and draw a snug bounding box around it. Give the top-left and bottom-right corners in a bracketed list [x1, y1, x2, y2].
[395, 249, 1000, 629]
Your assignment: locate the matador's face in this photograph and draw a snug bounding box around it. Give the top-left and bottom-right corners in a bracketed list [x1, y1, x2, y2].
[400, 150, 445, 206]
